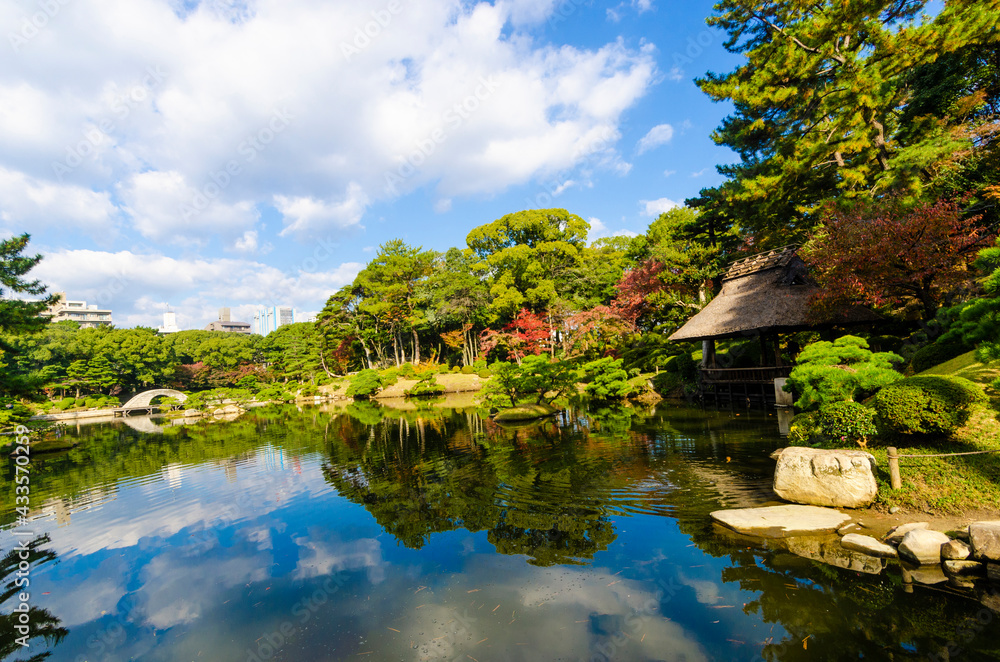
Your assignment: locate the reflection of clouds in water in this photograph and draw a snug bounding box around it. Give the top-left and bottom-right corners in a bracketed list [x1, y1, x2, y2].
[293, 533, 386, 585]
[39, 460, 318, 558]
[678, 570, 722, 605]
[140, 548, 269, 629]
[38, 555, 129, 628]
[387, 557, 708, 662]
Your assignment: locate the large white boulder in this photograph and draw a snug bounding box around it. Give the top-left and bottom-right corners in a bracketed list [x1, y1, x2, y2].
[969, 521, 1000, 561]
[771, 447, 878, 508]
[898, 529, 951, 565]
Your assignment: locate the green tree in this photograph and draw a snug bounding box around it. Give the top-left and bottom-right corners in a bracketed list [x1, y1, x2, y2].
[467, 208, 589, 320]
[691, 0, 1000, 244]
[581, 357, 631, 402]
[261, 322, 328, 381]
[0, 234, 58, 396]
[425, 248, 490, 366]
[785, 335, 904, 410]
[480, 355, 577, 408]
[93, 328, 175, 393]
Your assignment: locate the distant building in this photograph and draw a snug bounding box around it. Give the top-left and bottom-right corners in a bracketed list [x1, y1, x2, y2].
[45, 292, 113, 329]
[253, 305, 295, 336]
[158, 311, 180, 334]
[205, 307, 251, 334]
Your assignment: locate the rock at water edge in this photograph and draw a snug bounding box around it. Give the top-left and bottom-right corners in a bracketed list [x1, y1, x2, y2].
[841, 534, 898, 559]
[771, 447, 878, 509]
[942, 539, 972, 561]
[969, 521, 1000, 561]
[883, 522, 929, 545]
[943, 560, 985, 577]
[711, 505, 851, 538]
[898, 530, 951, 565]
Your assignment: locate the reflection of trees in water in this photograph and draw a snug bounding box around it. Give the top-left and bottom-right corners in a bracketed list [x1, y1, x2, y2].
[0, 536, 66, 661]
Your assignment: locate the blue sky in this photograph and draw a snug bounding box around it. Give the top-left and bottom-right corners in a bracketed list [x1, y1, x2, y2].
[1, 0, 742, 329]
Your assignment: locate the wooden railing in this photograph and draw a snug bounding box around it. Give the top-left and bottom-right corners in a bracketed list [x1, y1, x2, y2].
[700, 366, 793, 384]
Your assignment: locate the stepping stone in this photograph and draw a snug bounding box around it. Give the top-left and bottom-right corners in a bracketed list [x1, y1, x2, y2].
[710, 505, 851, 538]
[841, 533, 898, 559]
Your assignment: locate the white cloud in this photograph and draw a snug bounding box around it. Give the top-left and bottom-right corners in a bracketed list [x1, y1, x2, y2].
[691, 167, 711, 177]
[640, 197, 680, 217]
[588, 216, 636, 242]
[275, 183, 368, 238]
[0, 0, 658, 243]
[0, 167, 117, 238]
[118, 170, 259, 245]
[32, 248, 363, 328]
[663, 169, 676, 177]
[231, 229, 271, 255]
[433, 198, 452, 213]
[636, 123, 674, 154]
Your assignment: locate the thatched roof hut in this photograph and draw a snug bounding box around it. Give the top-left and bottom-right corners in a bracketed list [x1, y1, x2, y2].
[669, 245, 874, 343]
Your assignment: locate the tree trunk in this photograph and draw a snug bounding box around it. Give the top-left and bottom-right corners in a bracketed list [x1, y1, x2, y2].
[412, 328, 420, 365]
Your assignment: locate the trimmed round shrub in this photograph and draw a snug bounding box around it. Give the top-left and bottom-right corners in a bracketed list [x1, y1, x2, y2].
[815, 401, 877, 447]
[346, 369, 383, 399]
[438, 363, 451, 374]
[477, 368, 492, 379]
[910, 339, 970, 373]
[461, 365, 475, 375]
[451, 366, 461, 373]
[55, 397, 76, 411]
[873, 375, 988, 438]
[651, 371, 682, 397]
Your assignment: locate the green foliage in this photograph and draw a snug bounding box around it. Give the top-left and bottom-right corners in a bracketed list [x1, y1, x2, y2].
[461, 365, 475, 375]
[54, 397, 76, 411]
[183, 388, 254, 411]
[479, 355, 577, 408]
[405, 375, 445, 398]
[873, 375, 989, 438]
[690, 0, 998, 245]
[256, 384, 294, 404]
[665, 352, 699, 385]
[815, 401, 878, 448]
[397, 363, 416, 378]
[787, 412, 819, 446]
[346, 369, 383, 399]
[438, 363, 452, 374]
[651, 371, 682, 397]
[298, 383, 318, 397]
[581, 357, 630, 402]
[911, 337, 971, 374]
[477, 368, 492, 379]
[0, 400, 32, 428]
[786, 336, 904, 410]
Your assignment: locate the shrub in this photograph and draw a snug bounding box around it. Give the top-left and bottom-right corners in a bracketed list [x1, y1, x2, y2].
[477, 368, 492, 379]
[451, 366, 461, 373]
[909, 338, 970, 373]
[438, 364, 451, 374]
[665, 353, 698, 382]
[461, 365, 475, 375]
[473, 359, 487, 371]
[346, 369, 383, 399]
[787, 412, 820, 446]
[873, 375, 988, 438]
[0, 400, 32, 428]
[581, 357, 630, 402]
[651, 371, 682, 397]
[397, 363, 416, 378]
[405, 376, 445, 397]
[867, 335, 904, 353]
[815, 401, 878, 448]
[55, 397, 76, 411]
[299, 383, 318, 397]
[785, 335, 904, 410]
[84, 397, 101, 409]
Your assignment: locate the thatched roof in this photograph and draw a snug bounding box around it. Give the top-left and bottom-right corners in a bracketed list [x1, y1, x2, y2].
[668, 245, 875, 342]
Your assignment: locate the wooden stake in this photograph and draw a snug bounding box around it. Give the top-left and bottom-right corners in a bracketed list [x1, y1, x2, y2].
[887, 447, 902, 490]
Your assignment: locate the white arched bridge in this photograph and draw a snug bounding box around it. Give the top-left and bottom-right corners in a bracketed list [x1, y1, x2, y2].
[113, 389, 188, 417]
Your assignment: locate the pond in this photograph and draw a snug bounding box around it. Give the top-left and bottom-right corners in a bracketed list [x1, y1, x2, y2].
[2, 401, 1000, 661]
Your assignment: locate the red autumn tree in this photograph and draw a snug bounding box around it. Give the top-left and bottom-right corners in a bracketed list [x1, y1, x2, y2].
[802, 197, 993, 320]
[608, 259, 666, 326]
[564, 307, 636, 359]
[480, 309, 551, 364]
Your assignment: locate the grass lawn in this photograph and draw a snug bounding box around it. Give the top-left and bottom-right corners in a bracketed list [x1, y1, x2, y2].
[869, 351, 1000, 515]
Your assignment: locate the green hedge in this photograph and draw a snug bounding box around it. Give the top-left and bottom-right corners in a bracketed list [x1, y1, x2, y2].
[461, 365, 475, 374]
[872, 375, 988, 438]
[910, 338, 970, 373]
[477, 369, 492, 379]
[815, 401, 877, 447]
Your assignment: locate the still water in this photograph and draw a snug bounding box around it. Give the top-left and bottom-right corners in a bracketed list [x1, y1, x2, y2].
[2, 401, 1000, 661]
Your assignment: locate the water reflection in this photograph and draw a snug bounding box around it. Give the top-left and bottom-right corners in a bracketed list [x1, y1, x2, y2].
[0, 402, 998, 661]
[0, 536, 67, 661]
